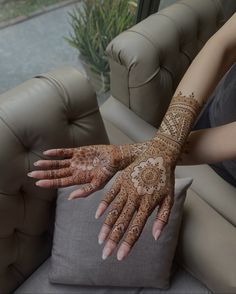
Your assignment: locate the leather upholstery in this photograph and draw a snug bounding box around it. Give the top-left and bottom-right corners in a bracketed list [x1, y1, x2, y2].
[106, 0, 236, 127]
[0, 67, 109, 293]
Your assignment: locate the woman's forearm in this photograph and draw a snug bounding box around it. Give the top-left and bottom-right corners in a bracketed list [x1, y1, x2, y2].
[178, 122, 236, 165]
[174, 13, 236, 105]
[150, 13, 236, 162]
[123, 15, 236, 169]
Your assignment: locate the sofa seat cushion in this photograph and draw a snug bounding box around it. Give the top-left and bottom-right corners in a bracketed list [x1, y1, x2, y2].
[15, 258, 210, 294]
[176, 187, 236, 293]
[100, 97, 156, 144]
[175, 165, 236, 226]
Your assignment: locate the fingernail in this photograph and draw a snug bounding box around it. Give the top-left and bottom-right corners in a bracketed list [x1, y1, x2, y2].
[68, 195, 73, 201]
[98, 233, 106, 245]
[117, 248, 127, 261]
[95, 210, 100, 219]
[102, 247, 112, 260]
[34, 162, 38, 166]
[43, 151, 49, 155]
[98, 238, 104, 245]
[35, 181, 40, 186]
[154, 229, 161, 240]
[27, 172, 33, 177]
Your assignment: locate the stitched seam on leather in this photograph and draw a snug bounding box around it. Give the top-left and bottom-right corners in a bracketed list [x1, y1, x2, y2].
[8, 263, 25, 280]
[35, 74, 71, 111]
[176, 2, 200, 19]
[126, 29, 163, 53]
[155, 13, 182, 38]
[103, 118, 135, 143]
[190, 185, 236, 227]
[0, 116, 45, 161]
[36, 74, 100, 119]
[71, 107, 100, 120]
[129, 67, 161, 88]
[0, 191, 19, 196]
[0, 115, 26, 148]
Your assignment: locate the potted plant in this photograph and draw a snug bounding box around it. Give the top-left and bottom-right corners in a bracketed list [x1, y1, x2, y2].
[65, 0, 137, 95]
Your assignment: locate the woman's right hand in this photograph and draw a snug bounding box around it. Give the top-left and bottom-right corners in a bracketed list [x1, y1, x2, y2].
[27, 143, 148, 200]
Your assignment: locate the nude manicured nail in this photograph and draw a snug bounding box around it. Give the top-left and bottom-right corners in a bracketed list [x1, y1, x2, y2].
[98, 238, 104, 245]
[98, 232, 106, 245]
[102, 247, 112, 260]
[33, 162, 38, 166]
[27, 172, 33, 177]
[95, 210, 100, 219]
[154, 229, 161, 240]
[117, 248, 127, 261]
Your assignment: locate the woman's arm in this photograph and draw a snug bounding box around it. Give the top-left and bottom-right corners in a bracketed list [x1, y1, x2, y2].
[178, 121, 236, 165]
[174, 13, 236, 104]
[95, 14, 236, 261]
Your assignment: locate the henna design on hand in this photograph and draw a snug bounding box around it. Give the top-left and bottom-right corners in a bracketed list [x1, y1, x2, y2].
[98, 92, 201, 260]
[28, 142, 149, 199]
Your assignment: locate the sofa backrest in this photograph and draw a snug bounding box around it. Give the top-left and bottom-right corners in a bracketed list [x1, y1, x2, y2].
[0, 67, 109, 293]
[106, 0, 236, 127]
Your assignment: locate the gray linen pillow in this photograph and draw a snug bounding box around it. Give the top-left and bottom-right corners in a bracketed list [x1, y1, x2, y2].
[49, 175, 192, 289]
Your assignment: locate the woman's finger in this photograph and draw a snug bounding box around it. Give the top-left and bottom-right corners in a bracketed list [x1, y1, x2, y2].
[98, 190, 127, 245]
[95, 175, 122, 219]
[43, 148, 75, 158]
[28, 167, 72, 179]
[152, 192, 174, 240]
[33, 159, 71, 169]
[35, 176, 76, 188]
[117, 199, 151, 261]
[102, 198, 136, 260]
[68, 178, 101, 200]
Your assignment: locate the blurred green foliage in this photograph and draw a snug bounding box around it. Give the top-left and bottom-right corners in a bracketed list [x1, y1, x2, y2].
[65, 0, 137, 81]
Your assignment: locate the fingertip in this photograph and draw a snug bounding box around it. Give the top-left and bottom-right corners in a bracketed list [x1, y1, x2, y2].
[33, 161, 39, 166]
[117, 243, 130, 261]
[153, 229, 161, 241]
[35, 180, 48, 188]
[35, 181, 41, 186]
[95, 202, 107, 219]
[70, 190, 85, 199]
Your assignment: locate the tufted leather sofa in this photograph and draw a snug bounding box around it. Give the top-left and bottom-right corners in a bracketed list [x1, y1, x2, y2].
[0, 67, 109, 293]
[2, 0, 236, 293]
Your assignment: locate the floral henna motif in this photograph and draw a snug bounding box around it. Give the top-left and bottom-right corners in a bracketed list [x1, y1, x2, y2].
[131, 157, 166, 195]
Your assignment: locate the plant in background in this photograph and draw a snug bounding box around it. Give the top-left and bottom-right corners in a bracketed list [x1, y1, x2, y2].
[65, 0, 137, 94]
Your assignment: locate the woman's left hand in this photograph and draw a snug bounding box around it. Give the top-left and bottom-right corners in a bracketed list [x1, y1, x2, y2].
[95, 134, 181, 261]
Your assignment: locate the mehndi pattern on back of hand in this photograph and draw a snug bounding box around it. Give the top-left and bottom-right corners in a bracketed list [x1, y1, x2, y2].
[98, 92, 202, 260]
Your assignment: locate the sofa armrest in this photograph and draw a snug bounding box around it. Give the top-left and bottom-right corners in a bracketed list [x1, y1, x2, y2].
[0, 66, 108, 293]
[106, 0, 227, 127]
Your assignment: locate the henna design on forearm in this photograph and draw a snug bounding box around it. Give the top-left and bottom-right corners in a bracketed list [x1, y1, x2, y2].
[158, 92, 201, 146]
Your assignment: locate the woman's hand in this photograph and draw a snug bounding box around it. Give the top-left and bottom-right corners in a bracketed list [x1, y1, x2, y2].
[95, 134, 181, 261]
[28, 143, 148, 200]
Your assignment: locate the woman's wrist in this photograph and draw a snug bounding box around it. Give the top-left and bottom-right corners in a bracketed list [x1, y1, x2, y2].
[117, 141, 150, 169]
